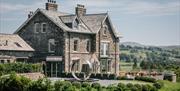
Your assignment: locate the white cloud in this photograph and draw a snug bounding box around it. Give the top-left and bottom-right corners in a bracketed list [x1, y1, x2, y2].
[118, 1, 180, 16]
[0, 1, 45, 14]
[0, 0, 180, 16]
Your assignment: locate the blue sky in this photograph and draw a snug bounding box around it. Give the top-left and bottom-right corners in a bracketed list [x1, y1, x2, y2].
[0, 0, 180, 46]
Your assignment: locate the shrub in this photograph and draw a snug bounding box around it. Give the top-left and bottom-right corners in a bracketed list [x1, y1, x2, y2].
[82, 82, 90, 88]
[0, 63, 42, 75]
[0, 73, 24, 91]
[134, 84, 142, 91]
[131, 86, 138, 91]
[91, 83, 101, 89]
[117, 83, 126, 91]
[54, 80, 64, 91]
[142, 85, 148, 91]
[117, 76, 133, 80]
[135, 76, 156, 83]
[153, 82, 163, 89]
[126, 83, 133, 88]
[108, 74, 116, 80]
[27, 78, 53, 91]
[72, 81, 81, 89]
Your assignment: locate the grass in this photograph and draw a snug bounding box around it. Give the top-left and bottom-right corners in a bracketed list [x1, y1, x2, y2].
[158, 80, 180, 91]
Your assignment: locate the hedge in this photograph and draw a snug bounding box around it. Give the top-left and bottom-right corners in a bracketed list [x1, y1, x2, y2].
[135, 76, 156, 83]
[0, 73, 161, 91]
[0, 63, 42, 76]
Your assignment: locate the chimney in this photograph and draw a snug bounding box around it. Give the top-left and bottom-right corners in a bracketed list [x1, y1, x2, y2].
[75, 4, 86, 17]
[46, 0, 58, 11]
[28, 11, 33, 18]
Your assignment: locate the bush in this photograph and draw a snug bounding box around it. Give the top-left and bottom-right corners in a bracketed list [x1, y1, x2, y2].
[72, 81, 81, 89]
[27, 78, 53, 91]
[126, 83, 133, 88]
[82, 82, 90, 88]
[0, 63, 42, 75]
[142, 85, 149, 91]
[117, 76, 133, 80]
[134, 84, 142, 91]
[135, 76, 156, 83]
[0, 73, 24, 91]
[54, 80, 64, 91]
[153, 82, 163, 89]
[117, 83, 126, 91]
[91, 83, 101, 89]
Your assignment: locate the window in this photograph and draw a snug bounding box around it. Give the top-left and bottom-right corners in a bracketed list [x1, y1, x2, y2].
[41, 23, 47, 33]
[48, 39, 55, 53]
[73, 19, 79, 29]
[34, 23, 40, 33]
[86, 40, 91, 52]
[7, 60, 10, 63]
[72, 60, 79, 72]
[100, 42, 109, 57]
[103, 25, 108, 35]
[73, 39, 78, 51]
[0, 60, 4, 63]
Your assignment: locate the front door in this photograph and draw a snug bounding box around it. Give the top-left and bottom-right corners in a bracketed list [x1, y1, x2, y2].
[46, 62, 62, 77]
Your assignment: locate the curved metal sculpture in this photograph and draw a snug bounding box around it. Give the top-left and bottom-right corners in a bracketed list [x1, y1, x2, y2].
[71, 60, 93, 81]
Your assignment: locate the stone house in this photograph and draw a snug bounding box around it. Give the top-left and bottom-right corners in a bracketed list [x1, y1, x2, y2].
[0, 34, 34, 63]
[14, 1, 121, 77]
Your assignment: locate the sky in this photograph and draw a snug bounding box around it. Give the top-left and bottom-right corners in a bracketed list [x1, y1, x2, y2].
[0, 0, 180, 46]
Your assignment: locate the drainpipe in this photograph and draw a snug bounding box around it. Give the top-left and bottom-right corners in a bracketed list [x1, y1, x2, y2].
[115, 38, 117, 76]
[68, 32, 71, 72]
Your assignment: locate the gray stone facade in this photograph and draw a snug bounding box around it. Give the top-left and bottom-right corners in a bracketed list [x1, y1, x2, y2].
[15, 1, 120, 77]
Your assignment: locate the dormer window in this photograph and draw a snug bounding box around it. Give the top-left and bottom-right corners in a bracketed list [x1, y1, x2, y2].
[41, 23, 47, 33]
[73, 19, 79, 29]
[34, 23, 40, 33]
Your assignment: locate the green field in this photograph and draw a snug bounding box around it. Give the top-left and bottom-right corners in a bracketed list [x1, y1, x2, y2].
[158, 80, 180, 91]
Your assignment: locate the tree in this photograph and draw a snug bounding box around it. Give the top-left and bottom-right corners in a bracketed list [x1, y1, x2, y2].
[133, 58, 138, 69]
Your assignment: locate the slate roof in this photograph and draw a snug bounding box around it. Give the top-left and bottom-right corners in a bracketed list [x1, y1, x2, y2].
[15, 8, 120, 37]
[81, 13, 107, 33]
[0, 34, 34, 51]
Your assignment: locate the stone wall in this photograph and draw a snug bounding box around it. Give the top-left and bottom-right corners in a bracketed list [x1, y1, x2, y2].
[17, 12, 65, 60]
[96, 18, 120, 75]
[64, 32, 96, 72]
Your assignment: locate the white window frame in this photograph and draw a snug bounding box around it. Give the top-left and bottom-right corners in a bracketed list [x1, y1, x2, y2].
[34, 23, 40, 33]
[41, 23, 47, 33]
[73, 39, 79, 52]
[48, 39, 55, 53]
[100, 42, 110, 57]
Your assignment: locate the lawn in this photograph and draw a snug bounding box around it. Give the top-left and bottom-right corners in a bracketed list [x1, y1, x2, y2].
[158, 80, 180, 91]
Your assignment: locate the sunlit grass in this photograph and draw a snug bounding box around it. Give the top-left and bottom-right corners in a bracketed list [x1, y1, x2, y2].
[158, 80, 180, 91]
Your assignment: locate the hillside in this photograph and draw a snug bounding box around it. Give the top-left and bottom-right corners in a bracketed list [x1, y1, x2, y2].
[119, 42, 180, 72]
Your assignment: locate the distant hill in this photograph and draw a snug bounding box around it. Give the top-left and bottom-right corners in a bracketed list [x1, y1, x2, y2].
[121, 42, 146, 47]
[121, 42, 180, 50]
[159, 45, 180, 50]
[120, 41, 180, 62]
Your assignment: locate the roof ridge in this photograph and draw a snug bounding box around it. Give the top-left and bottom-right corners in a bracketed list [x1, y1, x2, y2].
[39, 8, 72, 15]
[84, 13, 108, 16]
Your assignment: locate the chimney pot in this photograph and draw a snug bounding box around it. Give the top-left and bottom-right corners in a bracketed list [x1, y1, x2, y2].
[46, 0, 58, 11]
[76, 4, 86, 17]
